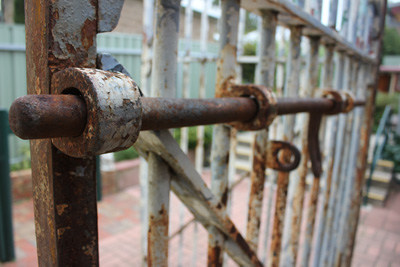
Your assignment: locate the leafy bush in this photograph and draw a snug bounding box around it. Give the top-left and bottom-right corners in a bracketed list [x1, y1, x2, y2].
[173, 126, 213, 150]
[373, 92, 399, 132]
[383, 27, 400, 56]
[382, 129, 400, 173]
[10, 145, 31, 171]
[114, 147, 139, 162]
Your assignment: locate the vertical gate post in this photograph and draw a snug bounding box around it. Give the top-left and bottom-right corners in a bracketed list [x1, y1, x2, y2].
[148, 0, 181, 265]
[245, 9, 277, 253]
[25, 1, 99, 265]
[268, 25, 302, 267]
[0, 109, 15, 262]
[208, 0, 240, 265]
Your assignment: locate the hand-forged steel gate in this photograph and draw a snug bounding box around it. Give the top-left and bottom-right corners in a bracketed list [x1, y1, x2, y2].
[8, 0, 386, 266]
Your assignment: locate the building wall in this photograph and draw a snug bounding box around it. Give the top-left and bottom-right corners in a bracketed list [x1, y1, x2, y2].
[114, 0, 219, 42]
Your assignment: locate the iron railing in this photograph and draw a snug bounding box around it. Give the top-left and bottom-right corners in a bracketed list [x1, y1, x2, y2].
[7, 0, 387, 266]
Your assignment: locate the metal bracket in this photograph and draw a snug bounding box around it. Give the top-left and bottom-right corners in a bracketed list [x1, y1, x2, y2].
[267, 141, 301, 172]
[51, 67, 142, 157]
[224, 84, 278, 130]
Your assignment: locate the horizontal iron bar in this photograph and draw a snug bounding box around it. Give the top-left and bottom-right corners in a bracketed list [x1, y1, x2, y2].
[9, 94, 365, 140]
[241, 0, 375, 63]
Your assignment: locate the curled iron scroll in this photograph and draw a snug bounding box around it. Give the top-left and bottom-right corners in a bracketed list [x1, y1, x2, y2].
[267, 141, 301, 172]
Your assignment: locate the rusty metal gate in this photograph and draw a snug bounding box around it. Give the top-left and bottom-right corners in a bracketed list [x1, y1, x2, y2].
[8, 0, 386, 266]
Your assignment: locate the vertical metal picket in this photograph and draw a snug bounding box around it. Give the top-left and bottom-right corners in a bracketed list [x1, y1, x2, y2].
[345, 1, 388, 265]
[296, 36, 321, 267]
[177, 1, 193, 265]
[311, 44, 336, 267]
[147, 1, 181, 265]
[245, 9, 277, 253]
[139, 0, 154, 265]
[269, 25, 302, 267]
[208, 0, 240, 265]
[193, 1, 209, 264]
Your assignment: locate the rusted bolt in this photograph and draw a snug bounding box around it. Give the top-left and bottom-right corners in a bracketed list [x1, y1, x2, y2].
[224, 84, 278, 130]
[51, 68, 142, 158]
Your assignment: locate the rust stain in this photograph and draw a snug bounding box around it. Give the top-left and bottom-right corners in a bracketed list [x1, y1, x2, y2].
[56, 204, 69, 216]
[57, 226, 71, 240]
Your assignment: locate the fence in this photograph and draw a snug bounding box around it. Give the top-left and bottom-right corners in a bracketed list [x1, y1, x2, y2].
[6, 0, 387, 266]
[0, 23, 218, 162]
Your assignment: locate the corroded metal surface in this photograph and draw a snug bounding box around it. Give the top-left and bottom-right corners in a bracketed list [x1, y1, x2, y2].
[311, 47, 336, 267]
[266, 141, 301, 172]
[147, 0, 181, 265]
[329, 57, 354, 266]
[51, 68, 142, 157]
[147, 153, 170, 267]
[240, 0, 374, 63]
[284, 36, 320, 267]
[9, 95, 87, 139]
[134, 130, 262, 266]
[208, 0, 240, 264]
[251, 10, 277, 261]
[246, 129, 269, 251]
[301, 172, 320, 266]
[319, 52, 347, 267]
[227, 84, 277, 130]
[333, 60, 359, 266]
[141, 97, 257, 130]
[98, 0, 125, 33]
[345, 2, 387, 265]
[9, 94, 365, 142]
[271, 25, 302, 267]
[24, 0, 99, 265]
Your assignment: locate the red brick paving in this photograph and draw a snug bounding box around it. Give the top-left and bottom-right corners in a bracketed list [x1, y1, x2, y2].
[2, 171, 400, 267]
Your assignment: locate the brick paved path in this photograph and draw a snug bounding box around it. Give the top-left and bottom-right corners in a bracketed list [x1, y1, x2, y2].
[2, 171, 400, 267]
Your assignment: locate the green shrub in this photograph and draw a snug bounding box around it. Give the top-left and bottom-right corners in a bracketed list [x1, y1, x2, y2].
[173, 126, 213, 150]
[382, 130, 400, 173]
[373, 92, 399, 132]
[10, 145, 31, 171]
[114, 147, 139, 162]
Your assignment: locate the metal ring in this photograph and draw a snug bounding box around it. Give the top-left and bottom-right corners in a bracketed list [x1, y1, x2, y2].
[51, 68, 142, 158]
[267, 141, 301, 172]
[223, 84, 278, 130]
[321, 89, 345, 115]
[342, 91, 355, 113]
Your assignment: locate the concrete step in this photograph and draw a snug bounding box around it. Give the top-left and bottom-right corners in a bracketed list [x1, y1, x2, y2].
[236, 146, 252, 157]
[366, 186, 387, 201]
[365, 169, 392, 184]
[237, 132, 254, 144]
[235, 158, 251, 172]
[367, 159, 394, 172]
